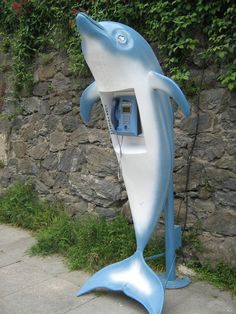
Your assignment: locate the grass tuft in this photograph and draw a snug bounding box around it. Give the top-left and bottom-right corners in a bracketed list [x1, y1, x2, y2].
[190, 262, 236, 294]
[31, 213, 138, 272]
[0, 181, 162, 272]
[0, 181, 61, 231]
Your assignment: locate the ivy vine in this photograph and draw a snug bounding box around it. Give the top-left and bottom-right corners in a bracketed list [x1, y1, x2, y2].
[0, 0, 235, 92]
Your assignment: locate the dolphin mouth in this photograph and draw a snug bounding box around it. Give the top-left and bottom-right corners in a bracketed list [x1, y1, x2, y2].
[76, 12, 105, 35]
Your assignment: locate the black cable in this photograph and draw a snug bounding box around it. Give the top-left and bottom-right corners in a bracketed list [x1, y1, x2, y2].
[182, 66, 205, 234]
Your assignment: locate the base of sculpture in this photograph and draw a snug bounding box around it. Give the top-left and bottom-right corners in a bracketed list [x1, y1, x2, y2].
[159, 274, 191, 289]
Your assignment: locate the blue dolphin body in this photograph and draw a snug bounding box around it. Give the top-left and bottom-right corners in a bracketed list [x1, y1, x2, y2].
[76, 13, 190, 314]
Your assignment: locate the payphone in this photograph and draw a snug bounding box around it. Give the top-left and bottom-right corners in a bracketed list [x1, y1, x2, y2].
[110, 96, 141, 136]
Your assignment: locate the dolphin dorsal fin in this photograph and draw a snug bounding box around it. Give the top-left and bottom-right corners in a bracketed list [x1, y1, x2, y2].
[149, 71, 190, 117]
[80, 81, 100, 123]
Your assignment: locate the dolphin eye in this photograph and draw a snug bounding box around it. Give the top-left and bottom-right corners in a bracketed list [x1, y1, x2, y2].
[116, 32, 128, 44]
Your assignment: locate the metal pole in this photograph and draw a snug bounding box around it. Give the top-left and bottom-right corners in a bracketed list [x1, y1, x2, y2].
[165, 175, 176, 282]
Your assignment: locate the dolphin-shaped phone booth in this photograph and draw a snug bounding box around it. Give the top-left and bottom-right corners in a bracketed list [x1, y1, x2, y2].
[76, 13, 191, 314]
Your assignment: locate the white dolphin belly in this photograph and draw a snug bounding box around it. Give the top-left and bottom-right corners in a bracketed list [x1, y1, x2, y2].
[101, 86, 173, 250]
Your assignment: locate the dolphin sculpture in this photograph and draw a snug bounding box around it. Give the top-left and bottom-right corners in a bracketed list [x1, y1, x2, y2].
[76, 13, 190, 314]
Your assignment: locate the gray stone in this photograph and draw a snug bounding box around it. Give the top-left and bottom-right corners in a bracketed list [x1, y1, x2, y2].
[37, 64, 56, 81]
[87, 128, 111, 146]
[215, 157, 236, 173]
[7, 158, 18, 169]
[181, 113, 213, 134]
[51, 72, 71, 93]
[12, 140, 27, 158]
[191, 199, 215, 220]
[11, 116, 24, 131]
[33, 179, 49, 194]
[22, 97, 41, 114]
[197, 233, 236, 269]
[225, 137, 236, 156]
[69, 174, 122, 207]
[227, 107, 236, 123]
[198, 188, 212, 200]
[194, 134, 225, 161]
[174, 162, 204, 193]
[71, 125, 90, 145]
[38, 99, 50, 115]
[21, 123, 36, 140]
[203, 209, 236, 236]
[174, 130, 193, 158]
[206, 168, 236, 191]
[41, 153, 58, 170]
[0, 168, 11, 188]
[86, 146, 118, 177]
[45, 115, 60, 132]
[18, 158, 38, 175]
[200, 88, 227, 112]
[54, 172, 69, 188]
[0, 119, 11, 135]
[121, 201, 133, 223]
[214, 191, 236, 207]
[39, 171, 55, 188]
[50, 131, 66, 152]
[58, 147, 85, 172]
[28, 141, 48, 160]
[0, 133, 8, 164]
[202, 66, 219, 88]
[95, 206, 117, 219]
[53, 99, 72, 115]
[33, 82, 50, 96]
[86, 102, 107, 128]
[61, 115, 79, 132]
[56, 193, 88, 215]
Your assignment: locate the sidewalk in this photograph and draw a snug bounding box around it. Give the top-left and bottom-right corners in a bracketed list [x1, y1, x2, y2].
[0, 224, 235, 314]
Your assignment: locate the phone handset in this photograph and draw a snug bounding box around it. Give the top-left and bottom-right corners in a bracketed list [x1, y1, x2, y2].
[110, 96, 141, 136]
[111, 98, 119, 130]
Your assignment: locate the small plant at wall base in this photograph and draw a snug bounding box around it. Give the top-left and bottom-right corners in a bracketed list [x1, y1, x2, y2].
[0, 1, 235, 92]
[0, 181, 235, 293]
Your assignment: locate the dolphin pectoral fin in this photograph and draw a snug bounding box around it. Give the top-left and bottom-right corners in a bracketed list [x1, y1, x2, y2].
[149, 71, 190, 117]
[77, 252, 164, 314]
[80, 81, 100, 123]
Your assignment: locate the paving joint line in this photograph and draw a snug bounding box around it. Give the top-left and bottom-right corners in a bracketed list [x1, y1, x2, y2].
[61, 295, 98, 314]
[0, 259, 22, 269]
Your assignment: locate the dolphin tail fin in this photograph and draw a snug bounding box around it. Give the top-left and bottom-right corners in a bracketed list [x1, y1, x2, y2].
[149, 71, 190, 118]
[77, 252, 164, 314]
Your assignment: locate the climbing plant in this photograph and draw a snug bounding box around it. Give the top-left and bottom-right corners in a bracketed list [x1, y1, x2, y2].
[0, 0, 235, 91]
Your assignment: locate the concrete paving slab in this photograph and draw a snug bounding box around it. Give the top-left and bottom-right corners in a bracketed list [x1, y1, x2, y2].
[0, 249, 21, 268]
[67, 292, 146, 314]
[0, 260, 51, 297]
[0, 225, 33, 247]
[58, 270, 90, 288]
[0, 277, 95, 314]
[163, 282, 236, 314]
[22, 254, 69, 276]
[0, 237, 36, 267]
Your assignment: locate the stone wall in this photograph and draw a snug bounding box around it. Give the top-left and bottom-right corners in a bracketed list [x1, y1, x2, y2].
[0, 50, 235, 268]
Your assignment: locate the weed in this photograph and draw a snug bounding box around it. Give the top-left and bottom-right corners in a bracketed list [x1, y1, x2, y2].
[0, 160, 5, 169]
[0, 181, 61, 231]
[39, 53, 54, 66]
[189, 261, 236, 294]
[183, 221, 203, 252]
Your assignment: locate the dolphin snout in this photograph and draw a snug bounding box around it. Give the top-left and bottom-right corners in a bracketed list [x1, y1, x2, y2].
[76, 13, 105, 35]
